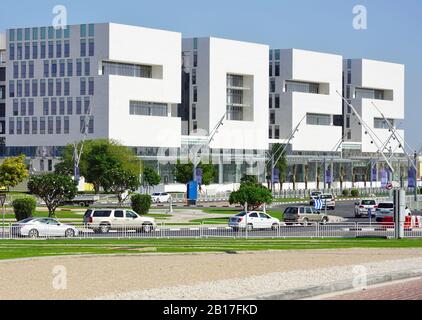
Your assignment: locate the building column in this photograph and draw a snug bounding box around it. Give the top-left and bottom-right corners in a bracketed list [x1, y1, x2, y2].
[218, 156, 224, 185]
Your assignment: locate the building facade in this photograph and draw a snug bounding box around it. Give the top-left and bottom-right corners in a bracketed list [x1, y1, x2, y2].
[4, 23, 182, 172]
[0, 33, 6, 153]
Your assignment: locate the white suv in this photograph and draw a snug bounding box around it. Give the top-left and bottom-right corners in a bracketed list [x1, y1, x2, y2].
[228, 211, 280, 231]
[354, 199, 378, 218]
[151, 193, 171, 203]
[83, 209, 156, 233]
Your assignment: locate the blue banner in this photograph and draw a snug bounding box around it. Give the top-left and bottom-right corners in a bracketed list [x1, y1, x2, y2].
[196, 168, 203, 185]
[273, 169, 280, 183]
[325, 168, 332, 184]
[371, 166, 377, 182]
[408, 167, 417, 188]
[381, 169, 389, 188]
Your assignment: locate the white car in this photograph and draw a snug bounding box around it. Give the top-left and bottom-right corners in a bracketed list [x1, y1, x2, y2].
[375, 202, 394, 222]
[12, 218, 79, 238]
[355, 199, 378, 218]
[228, 211, 280, 231]
[151, 193, 171, 203]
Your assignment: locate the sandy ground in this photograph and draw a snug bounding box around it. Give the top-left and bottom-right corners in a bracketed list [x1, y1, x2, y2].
[1, 248, 422, 300]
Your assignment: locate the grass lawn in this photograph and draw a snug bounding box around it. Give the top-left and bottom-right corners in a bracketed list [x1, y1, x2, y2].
[1, 238, 422, 260]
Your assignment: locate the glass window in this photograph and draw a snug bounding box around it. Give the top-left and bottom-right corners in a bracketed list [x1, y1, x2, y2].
[84, 97, 90, 114]
[56, 41, 62, 58]
[48, 116, 54, 134]
[24, 80, 30, 97]
[13, 62, 19, 79]
[55, 28, 62, 39]
[89, 39, 95, 56]
[76, 97, 82, 114]
[9, 82, 16, 99]
[40, 27, 46, 40]
[51, 60, 57, 77]
[48, 26, 55, 39]
[21, 62, 27, 78]
[275, 62, 280, 77]
[80, 39, 86, 57]
[64, 116, 70, 134]
[17, 43, 23, 60]
[270, 79, 275, 92]
[9, 43, 15, 60]
[84, 59, 90, 76]
[9, 29, 15, 42]
[269, 95, 272, 109]
[48, 79, 54, 96]
[64, 27, 70, 39]
[275, 94, 280, 109]
[24, 43, 31, 59]
[67, 59, 73, 77]
[76, 59, 82, 76]
[88, 116, 94, 134]
[64, 78, 70, 96]
[88, 78, 94, 95]
[275, 49, 280, 60]
[28, 98, 34, 115]
[17, 29, 23, 41]
[40, 42, 46, 59]
[59, 98, 65, 115]
[114, 210, 124, 218]
[13, 99, 19, 116]
[32, 28, 38, 41]
[40, 117, 46, 134]
[48, 41, 54, 58]
[51, 98, 57, 115]
[270, 111, 275, 124]
[16, 117, 22, 134]
[29, 61, 34, 78]
[129, 101, 168, 117]
[40, 79, 46, 97]
[274, 125, 280, 139]
[24, 117, 30, 134]
[60, 59, 66, 77]
[32, 42, 38, 59]
[67, 98, 73, 115]
[56, 79, 62, 96]
[374, 118, 395, 129]
[80, 116, 87, 133]
[306, 113, 331, 126]
[101, 61, 153, 78]
[64, 40, 70, 57]
[24, 28, 31, 41]
[285, 80, 319, 94]
[32, 117, 37, 134]
[17, 80, 22, 97]
[56, 117, 62, 134]
[80, 78, 86, 95]
[9, 118, 15, 135]
[43, 60, 49, 77]
[43, 98, 49, 115]
[80, 25, 87, 38]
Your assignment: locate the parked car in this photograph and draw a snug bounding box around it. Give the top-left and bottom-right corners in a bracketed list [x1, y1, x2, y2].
[283, 206, 329, 225]
[151, 193, 171, 203]
[375, 202, 394, 222]
[310, 191, 322, 200]
[310, 194, 336, 210]
[354, 199, 378, 218]
[228, 211, 280, 231]
[83, 209, 156, 233]
[11, 218, 79, 238]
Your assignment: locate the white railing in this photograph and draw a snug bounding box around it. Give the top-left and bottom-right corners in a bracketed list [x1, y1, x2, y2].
[1, 222, 421, 240]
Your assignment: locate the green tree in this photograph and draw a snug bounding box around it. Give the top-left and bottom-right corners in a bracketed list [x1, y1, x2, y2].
[229, 183, 273, 210]
[266, 144, 287, 190]
[174, 161, 216, 185]
[0, 155, 29, 191]
[131, 194, 152, 215]
[28, 174, 77, 217]
[55, 139, 141, 193]
[241, 175, 259, 185]
[143, 167, 161, 192]
[100, 167, 141, 204]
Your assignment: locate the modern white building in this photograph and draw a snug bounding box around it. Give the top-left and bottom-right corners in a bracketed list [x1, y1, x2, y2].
[4, 23, 182, 171]
[342, 58, 405, 154]
[0, 33, 6, 151]
[269, 48, 343, 153]
[180, 37, 269, 182]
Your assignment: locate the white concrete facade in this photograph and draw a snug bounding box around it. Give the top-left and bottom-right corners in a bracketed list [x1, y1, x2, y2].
[269, 48, 343, 152]
[5, 23, 182, 151]
[343, 58, 405, 154]
[181, 37, 269, 151]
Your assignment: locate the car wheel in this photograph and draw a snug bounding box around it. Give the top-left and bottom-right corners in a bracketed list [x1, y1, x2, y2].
[247, 224, 253, 232]
[321, 217, 329, 225]
[99, 224, 110, 234]
[302, 218, 309, 226]
[271, 223, 279, 230]
[65, 229, 75, 238]
[143, 224, 153, 233]
[28, 229, 39, 239]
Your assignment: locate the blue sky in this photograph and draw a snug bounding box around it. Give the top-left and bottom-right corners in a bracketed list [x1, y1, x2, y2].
[1, 0, 421, 151]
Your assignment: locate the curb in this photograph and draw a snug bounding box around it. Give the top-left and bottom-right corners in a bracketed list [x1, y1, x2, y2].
[242, 269, 422, 300]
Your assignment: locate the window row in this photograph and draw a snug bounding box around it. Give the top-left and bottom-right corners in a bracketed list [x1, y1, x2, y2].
[9, 116, 70, 135]
[102, 61, 152, 78]
[269, 49, 281, 61]
[9, 27, 70, 42]
[129, 101, 168, 117]
[9, 41, 71, 61]
[269, 94, 280, 109]
[269, 61, 280, 77]
[306, 113, 331, 126]
[42, 59, 91, 78]
[8, 116, 94, 135]
[11, 97, 92, 117]
[9, 79, 71, 98]
[269, 125, 280, 139]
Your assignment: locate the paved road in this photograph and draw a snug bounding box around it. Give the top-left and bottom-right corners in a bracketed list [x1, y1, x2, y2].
[324, 277, 422, 300]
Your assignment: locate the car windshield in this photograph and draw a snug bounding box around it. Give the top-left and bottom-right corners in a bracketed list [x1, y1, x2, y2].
[236, 212, 247, 217]
[152, 193, 160, 196]
[284, 207, 298, 214]
[19, 218, 35, 224]
[321, 195, 332, 199]
[378, 203, 394, 209]
[362, 200, 376, 205]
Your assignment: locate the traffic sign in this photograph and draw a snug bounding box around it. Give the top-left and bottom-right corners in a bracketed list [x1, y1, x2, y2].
[386, 183, 393, 191]
[314, 199, 323, 211]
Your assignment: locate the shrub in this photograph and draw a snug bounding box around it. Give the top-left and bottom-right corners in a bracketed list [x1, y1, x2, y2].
[342, 189, 350, 197]
[351, 189, 360, 197]
[131, 194, 152, 215]
[12, 197, 36, 221]
[229, 183, 273, 210]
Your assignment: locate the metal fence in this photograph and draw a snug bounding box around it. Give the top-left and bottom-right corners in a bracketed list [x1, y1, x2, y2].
[1, 222, 420, 240]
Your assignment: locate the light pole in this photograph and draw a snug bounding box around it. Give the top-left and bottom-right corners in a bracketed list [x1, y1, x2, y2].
[0, 194, 6, 239]
[415, 151, 418, 202]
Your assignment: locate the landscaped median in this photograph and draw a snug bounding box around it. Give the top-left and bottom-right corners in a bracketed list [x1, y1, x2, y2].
[1, 238, 422, 260]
